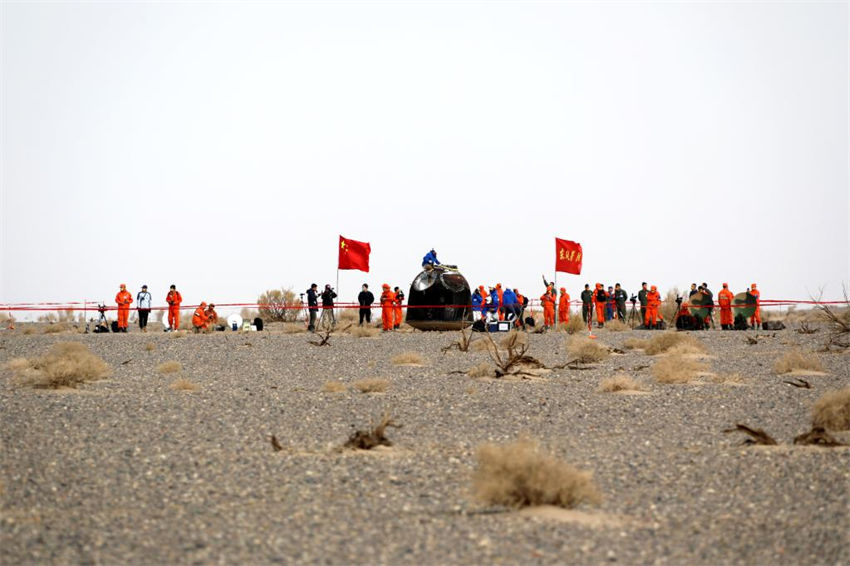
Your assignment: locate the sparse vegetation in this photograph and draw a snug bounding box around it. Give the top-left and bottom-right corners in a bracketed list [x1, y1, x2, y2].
[472, 436, 602, 509]
[281, 323, 307, 334]
[813, 287, 850, 350]
[352, 378, 389, 393]
[6, 342, 110, 388]
[644, 332, 705, 356]
[566, 336, 609, 364]
[652, 354, 707, 384]
[344, 412, 401, 450]
[169, 378, 199, 392]
[598, 374, 642, 393]
[773, 349, 824, 374]
[811, 387, 850, 431]
[170, 330, 187, 338]
[709, 373, 745, 385]
[338, 309, 358, 323]
[605, 319, 628, 332]
[392, 352, 425, 366]
[157, 361, 182, 374]
[624, 337, 649, 350]
[563, 315, 586, 335]
[482, 331, 545, 377]
[322, 381, 347, 393]
[349, 325, 380, 338]
[43, 323, 69, 334]
[442, 325, 476, 353]
[144, 343, 156, 352]
[257, 288, 301, 322]
[468, 362, 496, 378]
[661, 288, 680, 322]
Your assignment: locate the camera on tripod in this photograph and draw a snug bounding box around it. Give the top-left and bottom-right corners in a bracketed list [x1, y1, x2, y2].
[629, 294, 637, 304]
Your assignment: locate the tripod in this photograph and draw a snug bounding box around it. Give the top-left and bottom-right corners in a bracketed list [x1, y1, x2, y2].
[627, 299, 639, 329]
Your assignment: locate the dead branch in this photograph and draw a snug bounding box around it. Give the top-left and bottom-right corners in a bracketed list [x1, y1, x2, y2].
[793, 427, 847, 447]
[308, 324, 351, 347]
[441, 325, 476, 354]
[269, 434, 283, 452]
[723, 423, 778, 445]
[783, 378, 812, 389]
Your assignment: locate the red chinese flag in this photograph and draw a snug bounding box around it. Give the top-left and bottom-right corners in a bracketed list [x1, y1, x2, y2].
[338, 236, 371, 272]
[555, 238, 582, 275]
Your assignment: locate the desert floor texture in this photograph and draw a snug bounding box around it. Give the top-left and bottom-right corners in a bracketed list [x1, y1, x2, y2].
[1, 320, 849, 565]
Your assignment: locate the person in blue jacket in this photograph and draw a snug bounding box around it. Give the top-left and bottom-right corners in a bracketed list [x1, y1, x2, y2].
[471, 287, 484, 320]
[501, 288, 519, 322]
[422, 249, 440, 267]
[488, 287, 500, 319]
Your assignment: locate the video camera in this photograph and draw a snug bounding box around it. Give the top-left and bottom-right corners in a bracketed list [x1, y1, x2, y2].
[629, 295, 637, 303]
[675, 295, 683, 306]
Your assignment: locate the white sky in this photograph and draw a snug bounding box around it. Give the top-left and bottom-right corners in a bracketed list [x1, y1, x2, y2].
[1, 1, 848, 317]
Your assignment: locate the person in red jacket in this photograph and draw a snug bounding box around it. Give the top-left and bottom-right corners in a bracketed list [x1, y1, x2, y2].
[166, 284, 182, 331]
[380, 284, 396, 332]
[540, 283, 556, 330]
[717, 283, 734, 330]
[749, 283, 761, 328]
[192, 302, 210, 332]
[644, 285, 662, 329]
[115, 283, 133, 333]
[558, 287, 570, 325]
[594, 283, 607, 328]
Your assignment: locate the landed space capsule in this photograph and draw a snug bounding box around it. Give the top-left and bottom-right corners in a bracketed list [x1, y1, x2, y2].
[405, 266, 473, 331]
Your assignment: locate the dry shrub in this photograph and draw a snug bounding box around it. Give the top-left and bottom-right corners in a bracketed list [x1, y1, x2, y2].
[22, 326, 37, 335]
[144, 343, 156, 352]
[661, 288, 680, 322]
[471, 338, 494, 352]
[6, 342, 110, 388]
[349, 325, 379, 338]
[624, 337, 649, 350]
[281, 323, 306, 334]
[170, 330, 187, 338]
[344, 412, 401, 450]
[472, 436, 602, 509]
[338, 309, 358, 323]
[644, 332, 704, 355]
[564, 315, 586, 335]
[353, 378, 389, 393]
[811, 387, 850, 430]
[468, 362, 496, 378]
[43, 323, 69, 334]
[773, 349, 824, 374]
[392, 352, 425, 366]
[567, 336, 609, 363]
[652, 354, 707, 384]
[257, 288, 300, 322]
[709, 373, 745, 385]
[500, 330, 528, 350]
[598, 374, 642, 393]
[170, 378, 199, 392]
[322, 381, 347, 393]
[157, 361, 182, 374]
[605, 319, 628, 332]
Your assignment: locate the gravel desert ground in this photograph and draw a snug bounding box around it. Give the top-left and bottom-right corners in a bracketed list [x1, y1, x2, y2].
[2, 320, 849, 565]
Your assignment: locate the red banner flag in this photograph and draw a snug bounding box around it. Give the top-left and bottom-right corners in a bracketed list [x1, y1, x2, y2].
[338, 236, 371, 272]
[555, 238, 582, 275]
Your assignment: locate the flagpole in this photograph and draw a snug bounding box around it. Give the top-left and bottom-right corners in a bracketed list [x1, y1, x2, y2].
[336, 268, 339, 323]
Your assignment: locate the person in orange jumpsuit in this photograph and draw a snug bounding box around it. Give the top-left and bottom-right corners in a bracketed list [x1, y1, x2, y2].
[540, 283, 556, 329]
[514, 289, 526, 328]
[192, 302, 210, 332]
[393, 286, 405, 329]
[644, 285, 662, 329]
[166, 284, 182, 331]
[380, 284, 396, 332]
[205, 303, 219, 327]
[749, 283, 761, 328]
[115, 283, 133, 333]
[594, 283, 607, 328]
[717, 283, 734, 330]
[496, 283, 505, 321]
[558, 287, 570, 325]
